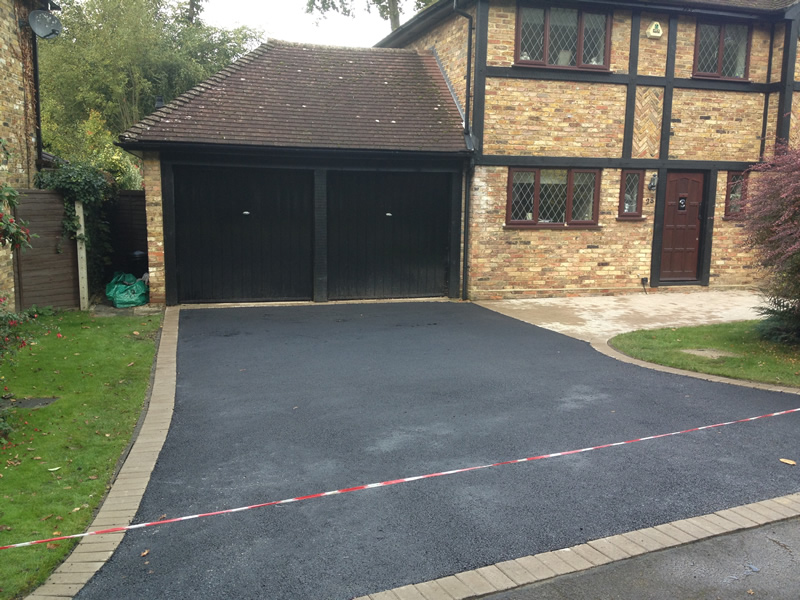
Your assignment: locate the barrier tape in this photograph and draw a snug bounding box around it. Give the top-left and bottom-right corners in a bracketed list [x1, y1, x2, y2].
[2, 406, 799, 551]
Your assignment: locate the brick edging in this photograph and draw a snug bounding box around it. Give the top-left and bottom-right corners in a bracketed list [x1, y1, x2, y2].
[354, 494, 800, 600]
[26, 307, 180, 600]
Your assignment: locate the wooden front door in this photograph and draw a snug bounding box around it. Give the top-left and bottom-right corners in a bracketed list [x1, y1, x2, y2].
[660, 172, 704, 281]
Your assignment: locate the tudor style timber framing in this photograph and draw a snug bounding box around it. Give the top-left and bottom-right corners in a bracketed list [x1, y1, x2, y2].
[379, 0, 800, 298]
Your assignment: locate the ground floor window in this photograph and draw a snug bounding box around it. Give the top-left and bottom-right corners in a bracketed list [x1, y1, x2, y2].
[724, 171, 746, 218]
[619, 170, 644, 218]
[507, 168, 600, 227]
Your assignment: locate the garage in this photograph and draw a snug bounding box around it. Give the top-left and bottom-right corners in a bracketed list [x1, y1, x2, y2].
[120, 41, 469, 305]
[172, 165, 455, 304]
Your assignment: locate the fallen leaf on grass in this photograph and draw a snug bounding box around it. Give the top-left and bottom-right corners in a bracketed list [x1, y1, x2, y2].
[141, 549, 149, 557]
[0, 525, 12, 531]
[133, 331, 140, 336]
[88, 475, 98, 480]
[46, 543, 59, 550]
[48, 467, 61, 472]
[71, 507, 81, 513]
[779, 458, 796, 466]
[40, 515, 53, 522]
[52, 531, 61, 536]
[127, 362, 135, 367]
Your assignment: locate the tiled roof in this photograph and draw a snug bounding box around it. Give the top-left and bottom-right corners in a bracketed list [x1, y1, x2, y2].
[639, 0, 799, 11]
[119, 40, 468, 155]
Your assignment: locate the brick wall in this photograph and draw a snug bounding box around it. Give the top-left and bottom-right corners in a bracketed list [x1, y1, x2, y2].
[468, 166, 657, 299]
[486, 0, 514, 67]
[773, 23, 786, 83]
[0, 0, 38, 308]
[142, 152, 165, 305]
[609, 10, 631, 74]
[750, 23, 773, 84]
[670, 90, 764, 162]
[483, 79, 627, 158]
[407, 7, 474, 114]
[638, 13, 669, 77]
[709, 171, 760, 288]
[632, 86, 663, 159]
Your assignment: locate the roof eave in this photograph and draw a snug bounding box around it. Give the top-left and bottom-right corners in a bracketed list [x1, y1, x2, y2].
[376, 0, 469, 48]
[117, 139, 472, 160]
[377, 0, 799, 47]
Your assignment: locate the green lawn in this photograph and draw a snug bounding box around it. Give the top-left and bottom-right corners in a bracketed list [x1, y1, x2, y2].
[610, 321, 800, 388]
[0, 310, 161, 600]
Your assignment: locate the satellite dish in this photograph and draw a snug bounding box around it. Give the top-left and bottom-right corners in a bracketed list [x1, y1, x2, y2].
[28, 10, 62, 39]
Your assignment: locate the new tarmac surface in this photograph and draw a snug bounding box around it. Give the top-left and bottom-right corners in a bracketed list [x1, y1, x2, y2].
[74, 302, 800, 600]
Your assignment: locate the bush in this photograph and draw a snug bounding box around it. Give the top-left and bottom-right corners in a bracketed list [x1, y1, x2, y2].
[744, 145, 800, 344]
[35, 162, 116, 293]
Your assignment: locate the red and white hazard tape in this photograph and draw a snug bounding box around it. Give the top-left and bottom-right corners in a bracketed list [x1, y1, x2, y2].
[2, 406, 799, 551]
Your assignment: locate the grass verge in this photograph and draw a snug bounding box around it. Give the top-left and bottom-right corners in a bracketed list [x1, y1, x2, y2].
[610, 320, 800, 388]
[0, 310, 161, 600]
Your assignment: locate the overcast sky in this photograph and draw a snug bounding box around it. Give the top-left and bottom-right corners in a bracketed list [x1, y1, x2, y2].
[201, 1, 423, 47]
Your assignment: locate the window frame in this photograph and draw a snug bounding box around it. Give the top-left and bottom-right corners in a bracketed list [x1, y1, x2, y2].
[506, 167, 601, 229]
[618, 170, 645, 220]
[692, 21, 752, 81]
[724, 171, 747, 219]
[514, 4, 613, 71]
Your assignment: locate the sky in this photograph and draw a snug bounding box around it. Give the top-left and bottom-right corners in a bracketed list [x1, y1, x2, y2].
[201, 1, 423, 48]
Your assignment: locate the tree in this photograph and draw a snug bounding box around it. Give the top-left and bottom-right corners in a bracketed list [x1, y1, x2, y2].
[306, 0, 437, 31]
[38, 0, 261, 186]
[743, 145, 800, 344]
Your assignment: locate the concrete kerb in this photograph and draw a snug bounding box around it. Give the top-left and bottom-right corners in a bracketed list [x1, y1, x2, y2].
[25, 306, 179, 600]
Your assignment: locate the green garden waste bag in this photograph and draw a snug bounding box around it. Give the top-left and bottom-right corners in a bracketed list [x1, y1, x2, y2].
[105, 272, 149, 308]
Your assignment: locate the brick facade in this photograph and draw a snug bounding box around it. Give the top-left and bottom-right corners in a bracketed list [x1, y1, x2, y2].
[0, 0, 39, 308]
[142, 152, 165, 305]
[402, 1, 798, 299]
[483, 80, 627, 157]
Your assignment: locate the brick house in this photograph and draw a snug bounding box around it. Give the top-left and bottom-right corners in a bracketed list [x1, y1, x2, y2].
[0, 0, 57, 307]
[378, 0, 800, 298]
[124, 0, 800, 305]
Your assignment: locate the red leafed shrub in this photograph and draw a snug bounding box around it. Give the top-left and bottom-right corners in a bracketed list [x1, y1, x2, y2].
[743, 145, 800, 344]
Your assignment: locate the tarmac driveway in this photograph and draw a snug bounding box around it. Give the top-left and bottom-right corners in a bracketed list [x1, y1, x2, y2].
[77, 302, 800, 600]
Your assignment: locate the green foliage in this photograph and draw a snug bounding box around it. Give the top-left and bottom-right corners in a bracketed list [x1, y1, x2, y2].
[0, 311, 160, 599]
[306, 0, 437, 29]
[39, 0, 261, 184]
[35, 163, 116, 293]
[756, 297, 800, 345]
[743, 146, 800, 345]
[0, 140, 35, 251]
[0, 298, 40, 364]
[610, 321, 800, 387]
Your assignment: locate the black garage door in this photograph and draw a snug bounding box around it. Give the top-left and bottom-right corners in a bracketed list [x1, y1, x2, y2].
[174, 166, 314, 303]
[328, 171, 451, 300]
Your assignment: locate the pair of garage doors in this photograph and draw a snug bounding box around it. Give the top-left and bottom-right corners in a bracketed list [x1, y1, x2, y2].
[173, 166, 453, 303]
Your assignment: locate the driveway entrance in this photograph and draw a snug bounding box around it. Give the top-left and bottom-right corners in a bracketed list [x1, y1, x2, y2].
[76, 302, 800, 600]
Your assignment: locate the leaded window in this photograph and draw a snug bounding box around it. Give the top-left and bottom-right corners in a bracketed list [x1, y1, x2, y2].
[619, 170, 644, 218]
[694, 22, 750, 79]
[725, 172, 747, 218]
[517, 5, 610, 69]
[508, 168, 600, 227]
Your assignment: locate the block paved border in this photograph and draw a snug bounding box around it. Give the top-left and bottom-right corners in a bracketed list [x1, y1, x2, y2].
[25, 307, 180, 600]
[353, 494, 800, 600]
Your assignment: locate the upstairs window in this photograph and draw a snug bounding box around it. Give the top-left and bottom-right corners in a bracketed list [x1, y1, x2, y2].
[516, 6, 611, 69]
[508, 168, 600, 227]
[725, 171, 747, 218]
[694, 22, 750, 79]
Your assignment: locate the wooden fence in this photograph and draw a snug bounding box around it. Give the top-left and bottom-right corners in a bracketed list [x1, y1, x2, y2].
[13, 189, 147, 311]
